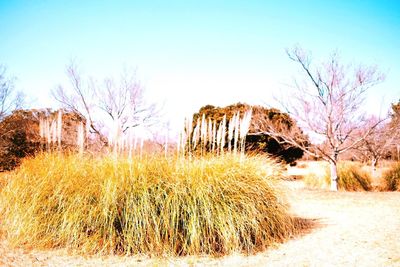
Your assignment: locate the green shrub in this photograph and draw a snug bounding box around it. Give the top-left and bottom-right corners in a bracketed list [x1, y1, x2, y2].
[383, 162, 400, 191]
[0, 153, 295, 256]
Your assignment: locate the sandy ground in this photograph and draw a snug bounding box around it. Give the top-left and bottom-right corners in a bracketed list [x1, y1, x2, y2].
[1, 178, 400, 266]
[259, 183, 400, 266]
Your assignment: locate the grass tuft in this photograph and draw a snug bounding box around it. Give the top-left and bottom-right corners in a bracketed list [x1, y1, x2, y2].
[303, 172, 329, 190]
[382, 162, 400, 191]
[0, 153, 295, 256]
[335, 162, 372, 191]
[304, 161, 372, 191]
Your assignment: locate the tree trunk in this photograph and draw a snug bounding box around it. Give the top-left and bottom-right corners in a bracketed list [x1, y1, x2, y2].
[371, 157, 378, 177]
[371, 157, 378, 169]
[329, 151, 339, 191]
[330, 160, 338, 191]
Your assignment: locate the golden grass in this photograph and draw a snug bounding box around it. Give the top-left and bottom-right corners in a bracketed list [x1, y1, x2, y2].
[0, 153, 295, 256]
[335, 162, 372, 191]
[303, 161, 372, 191]
[303, 172, 329, 190]
[0, 172, 8, 192]
[382, 162, 400, 191]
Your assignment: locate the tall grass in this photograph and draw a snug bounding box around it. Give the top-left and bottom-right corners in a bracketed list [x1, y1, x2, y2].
[335, 162, 372, 191]
[303, 172, 330, 190]
[383, 162, 400, 191]
[39, 110, 63, 150]
[0, 153, 295, 256]
[178, 110, 252, 157]
[304, 161, 372, 191]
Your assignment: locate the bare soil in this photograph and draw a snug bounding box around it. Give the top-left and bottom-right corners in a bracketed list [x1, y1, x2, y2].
[1, 178, 400, 266]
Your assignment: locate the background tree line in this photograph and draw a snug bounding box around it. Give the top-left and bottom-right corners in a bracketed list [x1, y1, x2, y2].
[1, 47, 399, 191]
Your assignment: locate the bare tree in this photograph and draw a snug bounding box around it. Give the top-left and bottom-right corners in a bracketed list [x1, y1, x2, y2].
[261, 47, 385, 191]
[0, 65, 24, 121]
[352, 117, 397, 173]
[53, 63, 101, 138]
[53, 63, 158, 145]
[96, 69, 158, 133]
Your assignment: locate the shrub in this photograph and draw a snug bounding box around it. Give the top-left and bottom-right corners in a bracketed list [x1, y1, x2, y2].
[383, 162, 400, 191]
[304, 161, 372, 191]
[0, 109, 85, 171]
[0, 153, 295, 256]
[0, 110, 41, 171]
[335, 162, 372, 191]
[303, 172, 329, 190]
[192, 103, 305, 164]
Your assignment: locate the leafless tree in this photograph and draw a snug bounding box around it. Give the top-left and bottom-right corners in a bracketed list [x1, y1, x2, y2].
[0, 65, 24, 121]
[53, 63, 158, 145]
[96, 69, 158, 133]
[354, 116, 400, 171]
[260, 47, 385, 191]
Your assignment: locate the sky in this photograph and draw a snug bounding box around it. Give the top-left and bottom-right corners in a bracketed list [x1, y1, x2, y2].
[1, 0, 400, 134]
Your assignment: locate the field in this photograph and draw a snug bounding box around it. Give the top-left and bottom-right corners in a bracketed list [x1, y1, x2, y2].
[1, 160, 399, 266]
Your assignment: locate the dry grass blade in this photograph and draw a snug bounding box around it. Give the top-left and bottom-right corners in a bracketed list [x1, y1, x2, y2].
[382, 162, 400, 191]
[303, 161, 372, 191]
[0, 153, 296, 256]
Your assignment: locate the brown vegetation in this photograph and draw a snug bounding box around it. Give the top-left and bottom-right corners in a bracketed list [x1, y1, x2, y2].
[193, 103, 305, 163]
[1, 165, 399, 266]
[0, 109, 85, 171]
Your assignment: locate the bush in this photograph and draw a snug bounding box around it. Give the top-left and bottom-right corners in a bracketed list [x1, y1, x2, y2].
[335, 162, 372, 191]
[192, 103, 305, 164]
[0, 109, 85, 171]
[0, 153, 295, 256]
[383, 162, 400, 191]
[0, 110, 42, 171]
[304, 161, 372, 191]
[303, 172, 329, 190]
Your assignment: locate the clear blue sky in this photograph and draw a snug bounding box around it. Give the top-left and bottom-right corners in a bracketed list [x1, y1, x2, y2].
[1, 0, 399, 131]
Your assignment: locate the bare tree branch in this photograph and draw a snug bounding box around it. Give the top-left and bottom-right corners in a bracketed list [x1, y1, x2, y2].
[352, 114, 399, 169]
[266, 47, 385, 190]
[52, 63, 159, 145]
[0, 65, 25, 121]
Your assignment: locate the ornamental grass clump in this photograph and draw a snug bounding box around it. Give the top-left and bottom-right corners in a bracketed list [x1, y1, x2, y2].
[303, 172, 330, 190]
[383, 162, 400, 191]
[335, 162, 372, 191]
[0, 153, 295, 256]
[304, 161, 372, 191]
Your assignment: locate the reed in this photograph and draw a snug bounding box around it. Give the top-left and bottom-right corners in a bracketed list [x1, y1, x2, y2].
[304, 161, 372, 191]
[179, 109, 253, 157]
[0, 153, 295, 256]
[382, 162, 400, 191]
[39, 110, 63, 151]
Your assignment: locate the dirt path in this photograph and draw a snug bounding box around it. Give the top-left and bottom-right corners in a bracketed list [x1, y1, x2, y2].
[1, 182, 400, 266]
[254, 183, 400, 266]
